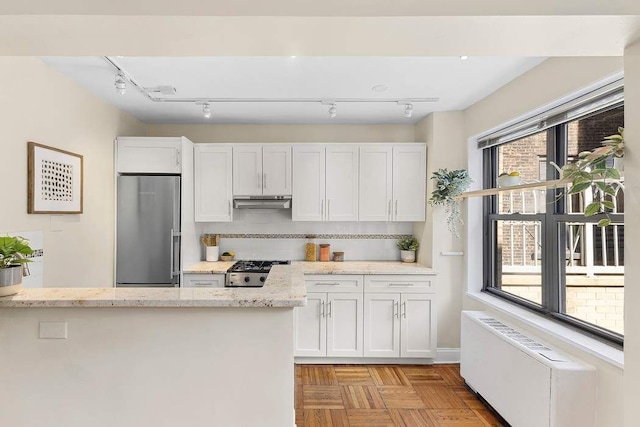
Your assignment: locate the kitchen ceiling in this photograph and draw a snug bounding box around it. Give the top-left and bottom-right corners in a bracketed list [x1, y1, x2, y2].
[42, 56, 546, 124]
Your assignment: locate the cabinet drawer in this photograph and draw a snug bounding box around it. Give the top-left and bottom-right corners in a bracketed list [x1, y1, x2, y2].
[364, 275, 434, 293]
[305, 275, 364, 293]
[183, 274, 225, 288]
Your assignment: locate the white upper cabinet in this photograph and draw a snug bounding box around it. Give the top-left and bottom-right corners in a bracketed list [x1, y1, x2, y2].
[359, 145, 393, 221]
[263, 145, 292, 196]
[233, 145, 291, 196]
[293, 145, 326, 221]
[194, 145, 233, 222]
[233, 145, 262, 196]
[393, 145, 426, 222]
[293, 144, 359, 222]
[359, 144, 426, 222]
[326, 145, 359, 221]
[116, 137, 182, 174]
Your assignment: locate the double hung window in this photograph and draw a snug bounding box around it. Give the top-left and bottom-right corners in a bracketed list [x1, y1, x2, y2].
[481, 83, 624, 345]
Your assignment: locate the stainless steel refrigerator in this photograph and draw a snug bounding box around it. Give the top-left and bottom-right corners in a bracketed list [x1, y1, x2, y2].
[116, 175, 180, 287]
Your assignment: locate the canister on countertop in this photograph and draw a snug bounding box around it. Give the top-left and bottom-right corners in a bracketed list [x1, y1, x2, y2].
[333, 251, 344, 262]
[319, 244, 331, 262]
[305, 235, 317, 262]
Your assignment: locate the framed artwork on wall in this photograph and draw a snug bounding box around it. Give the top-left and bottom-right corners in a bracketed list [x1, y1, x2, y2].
[27, 142, 84, 214]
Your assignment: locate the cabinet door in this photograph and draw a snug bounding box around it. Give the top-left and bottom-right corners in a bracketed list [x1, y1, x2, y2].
[359, 145, 393, 221]
[326, 145, 359, 221]
[326, 292, 363, 357]
[263, 145, 292, 196]
[392, 145, 426, 221]
[233, 145, 263, 196]
[294, 293, 327, 357]
[293, 145, 326, 221]
[183, 274, 225, 288]
[194, 145, 233, 222]
[117, 137, 182, 174]
[400, 294, 436, 358]
[363, 293, 400, 358]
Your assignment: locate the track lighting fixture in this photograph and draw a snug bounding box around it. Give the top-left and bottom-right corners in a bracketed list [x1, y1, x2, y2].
[104, 57, 440, 120]
[202, 103, 212, 119]
[114, 72, 127, 95]
[328, 103, 337, 118]
[404, 103, 413, 118]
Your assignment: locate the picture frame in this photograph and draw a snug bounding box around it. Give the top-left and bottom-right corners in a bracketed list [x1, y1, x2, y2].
[27, 142, 84, 214]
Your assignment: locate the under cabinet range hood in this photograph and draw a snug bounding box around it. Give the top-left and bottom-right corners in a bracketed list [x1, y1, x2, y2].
[233, 196, 291, 209]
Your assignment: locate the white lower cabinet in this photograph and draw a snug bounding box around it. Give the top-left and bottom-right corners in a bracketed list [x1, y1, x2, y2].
[295, 273, 436, 361]
[182, 274, 225, 288]
[364, 293, 436, 358]
[294, 275, 364, 357]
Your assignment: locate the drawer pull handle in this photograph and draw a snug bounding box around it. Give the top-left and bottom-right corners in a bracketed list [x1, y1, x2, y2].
[389, 283, 414, 287]
[194, 282, 213, 286]
[315, 282, 340, 286]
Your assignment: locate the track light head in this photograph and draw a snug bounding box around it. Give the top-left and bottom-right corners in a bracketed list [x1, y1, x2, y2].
[404, 103, 413, 118]
[202, 103, 212, 119]
[328, 103, 337, 118]
[115, 72, 127, 95]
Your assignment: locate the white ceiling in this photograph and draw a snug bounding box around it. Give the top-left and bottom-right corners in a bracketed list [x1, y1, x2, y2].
[43, 56, 546, 124]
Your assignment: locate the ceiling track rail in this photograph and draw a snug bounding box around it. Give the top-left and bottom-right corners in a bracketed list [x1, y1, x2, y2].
[103, 56, 440, 105]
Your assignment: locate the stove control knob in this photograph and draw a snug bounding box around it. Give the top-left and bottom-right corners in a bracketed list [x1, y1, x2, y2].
[260, 276, 266, 283]
[244, 276, 250, 283]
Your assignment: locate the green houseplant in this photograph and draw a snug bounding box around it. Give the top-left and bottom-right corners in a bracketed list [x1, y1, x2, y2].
[397, 236, 419, 263]
[553, 127, 624, 227]
[0, 236, 33, 297]
[429, 168, 472, 237]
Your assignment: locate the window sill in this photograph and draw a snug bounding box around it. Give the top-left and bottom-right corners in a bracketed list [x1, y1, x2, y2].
[466, 291, 624, 369]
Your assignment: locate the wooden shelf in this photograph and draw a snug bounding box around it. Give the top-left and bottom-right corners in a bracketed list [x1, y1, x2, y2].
[458, 179, 570, 199]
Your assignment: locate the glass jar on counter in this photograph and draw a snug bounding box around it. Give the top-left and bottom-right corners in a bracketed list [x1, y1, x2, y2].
[319, 244, 331, 262]
[305, 235, 317, 261]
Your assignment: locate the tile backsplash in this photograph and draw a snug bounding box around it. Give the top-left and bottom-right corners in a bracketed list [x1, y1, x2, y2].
[196, 209, 412, 261]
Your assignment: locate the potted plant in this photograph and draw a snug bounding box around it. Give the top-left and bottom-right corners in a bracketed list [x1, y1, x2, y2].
[397, 236, 419, 263]
[552, 127, 624, 227]
[429, 168, 473, 237]
[0, 236, 33, 297]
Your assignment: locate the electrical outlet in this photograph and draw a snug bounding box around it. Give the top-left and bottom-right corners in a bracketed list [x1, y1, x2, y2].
[39, 322, 68, 339]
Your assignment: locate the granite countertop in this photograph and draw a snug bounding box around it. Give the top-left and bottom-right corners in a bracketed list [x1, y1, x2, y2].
[184, 260, 437, 275]
[0, 265, 305, 309]
[293, 261, 436, 275]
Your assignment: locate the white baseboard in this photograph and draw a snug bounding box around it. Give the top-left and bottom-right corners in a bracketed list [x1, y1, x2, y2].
[434, 348, 461, 364]
[294, 348, 461, 365]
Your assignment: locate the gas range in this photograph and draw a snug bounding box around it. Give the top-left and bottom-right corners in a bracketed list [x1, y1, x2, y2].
[225, 260, 290, 287]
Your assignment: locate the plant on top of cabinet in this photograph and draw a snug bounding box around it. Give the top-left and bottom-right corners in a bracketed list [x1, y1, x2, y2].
[0, 235, 33, 297]
[428, 168, 472, 238]
[397, 236, 419, 263]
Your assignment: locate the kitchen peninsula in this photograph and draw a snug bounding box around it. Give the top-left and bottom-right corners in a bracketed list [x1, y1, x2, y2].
[0, 265, 305, 427]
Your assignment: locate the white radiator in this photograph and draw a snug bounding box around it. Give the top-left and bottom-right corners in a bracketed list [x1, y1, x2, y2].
[461, 311, 596, 427]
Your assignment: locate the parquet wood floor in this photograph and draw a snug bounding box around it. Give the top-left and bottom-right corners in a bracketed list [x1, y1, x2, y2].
[295, 364, 506, 427]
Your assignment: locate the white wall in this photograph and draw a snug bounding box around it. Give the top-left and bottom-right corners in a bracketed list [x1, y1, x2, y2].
[0, 57, 145, 287]
[462, 56, 625, 426]
[145, 123, 416, 143]
[414, 112, 467, 349]
[623, 40, 640, 427]
[0, 306, 295, 427]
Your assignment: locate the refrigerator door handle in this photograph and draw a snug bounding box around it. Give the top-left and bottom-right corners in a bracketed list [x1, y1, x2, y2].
[170, 228, 175, 279]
